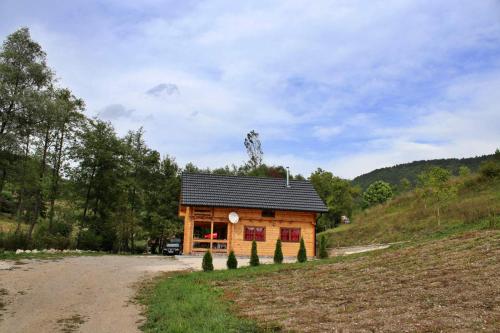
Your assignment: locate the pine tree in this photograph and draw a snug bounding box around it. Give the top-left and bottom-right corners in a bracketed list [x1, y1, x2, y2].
[227, 250, 238, 269]
[297, 237, 307, 263]
[318, 234, 328, 259]
[274, 239, 283, 264]
[250, 240, 259, 266]
[202, 250, 214, 271]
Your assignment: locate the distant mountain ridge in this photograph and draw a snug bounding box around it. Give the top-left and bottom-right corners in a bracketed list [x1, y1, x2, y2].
[351, 154, 493, 190]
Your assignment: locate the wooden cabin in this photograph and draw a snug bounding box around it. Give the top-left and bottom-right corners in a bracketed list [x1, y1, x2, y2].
[179, 173, 328, 257]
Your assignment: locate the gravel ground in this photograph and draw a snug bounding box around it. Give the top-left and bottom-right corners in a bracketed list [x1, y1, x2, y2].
[0, 254, 284, 333]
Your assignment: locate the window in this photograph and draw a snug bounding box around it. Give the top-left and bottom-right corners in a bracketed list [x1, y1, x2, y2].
[244, 226, 266, 241]
[261, 209, 275, 218]
[280, 228, 301, 242]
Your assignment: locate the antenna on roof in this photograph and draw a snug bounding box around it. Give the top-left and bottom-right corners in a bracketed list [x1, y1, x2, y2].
[286, 166, 290, 188]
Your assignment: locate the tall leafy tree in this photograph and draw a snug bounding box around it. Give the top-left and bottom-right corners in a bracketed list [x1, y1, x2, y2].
[142, 155, 182, 252]
[122, 128, 149, 251]
[310, 169, 356, 231]
[363, 180, 393, 207]
[417, 167, 457, 225]
[0, 27, 52, 138]
[0, 28, 53, 238]
[70, 119, 123, 250]
[47, 88, 85, 228]
[244, 130, 263, 169]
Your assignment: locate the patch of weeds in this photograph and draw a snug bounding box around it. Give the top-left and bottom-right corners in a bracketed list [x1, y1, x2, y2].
[0, 251, 105, 261]
[0, 288, 8, 320]
[56, 314, 87, 333]
[0, 300, 5, 319]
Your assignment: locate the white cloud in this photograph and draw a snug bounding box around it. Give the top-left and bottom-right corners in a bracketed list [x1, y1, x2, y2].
[313, 126, 343, 141]
[98, 104, 134, 120]
[146, 83, 179, 97]
[1, 0, 499, 178]
[325, 72, 500, 178]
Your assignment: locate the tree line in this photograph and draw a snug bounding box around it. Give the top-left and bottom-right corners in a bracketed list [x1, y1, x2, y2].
[351, 154, 494, 191]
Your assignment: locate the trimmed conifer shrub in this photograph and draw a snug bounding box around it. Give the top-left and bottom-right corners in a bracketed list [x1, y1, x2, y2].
[297, 237, 307, 263]
[202, 250, 214, 271]
[318, 234, 328, 259]
[227, 250, 238, 269]
[274, 239, 283, 264]
[250, 240, 259, 266]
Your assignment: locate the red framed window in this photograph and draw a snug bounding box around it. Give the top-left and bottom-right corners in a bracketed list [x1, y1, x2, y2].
[280, 228, 301, 242]
[244, 226, 266, 241]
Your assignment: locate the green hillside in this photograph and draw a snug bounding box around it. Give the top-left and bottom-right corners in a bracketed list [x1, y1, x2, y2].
[351, 154, 492, 190]
[321, 174, 500, 248]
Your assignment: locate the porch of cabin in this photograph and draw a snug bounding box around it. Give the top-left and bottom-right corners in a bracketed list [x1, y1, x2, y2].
[181, 206, 232, 254]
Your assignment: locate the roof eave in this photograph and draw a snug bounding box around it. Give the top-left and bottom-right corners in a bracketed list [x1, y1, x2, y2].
[180, 200, 328, 213]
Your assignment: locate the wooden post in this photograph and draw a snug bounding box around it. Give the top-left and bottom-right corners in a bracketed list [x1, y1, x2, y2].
[227, 222, 232, 254]
[183, 206, 192, 254]
[210, 220, 214, 252]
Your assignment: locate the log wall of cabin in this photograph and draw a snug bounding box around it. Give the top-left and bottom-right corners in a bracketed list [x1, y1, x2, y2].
[180, 206, 316, 257]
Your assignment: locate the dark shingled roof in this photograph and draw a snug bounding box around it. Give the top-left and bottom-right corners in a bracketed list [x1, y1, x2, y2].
[181, 173, 328, 212]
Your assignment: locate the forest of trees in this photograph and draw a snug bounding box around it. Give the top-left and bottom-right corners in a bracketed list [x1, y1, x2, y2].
[1, 28, 498, 251]
[0, 28, 188, 252]
[352, 154, 493, 190]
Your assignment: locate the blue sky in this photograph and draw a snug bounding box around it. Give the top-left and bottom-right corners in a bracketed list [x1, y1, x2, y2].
[1, 0, 500, 178]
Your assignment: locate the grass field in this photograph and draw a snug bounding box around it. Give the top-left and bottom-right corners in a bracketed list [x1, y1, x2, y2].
[138, 228, 499, 332]
[137, 252, 375, 333]
[319, 176, 500, 247]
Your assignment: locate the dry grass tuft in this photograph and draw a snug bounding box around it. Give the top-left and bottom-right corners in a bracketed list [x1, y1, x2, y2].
[56, 314, 87, 333]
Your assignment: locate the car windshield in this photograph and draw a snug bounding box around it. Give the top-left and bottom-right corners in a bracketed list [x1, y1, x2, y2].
[166, 243, 179, 248]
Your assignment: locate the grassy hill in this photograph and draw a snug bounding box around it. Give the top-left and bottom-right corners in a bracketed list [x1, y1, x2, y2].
[351, 154, 492, 190]
[321, 175, 500, 248]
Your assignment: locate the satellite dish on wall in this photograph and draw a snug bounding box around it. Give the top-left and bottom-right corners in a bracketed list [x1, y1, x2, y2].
[228, 212, 239, 224]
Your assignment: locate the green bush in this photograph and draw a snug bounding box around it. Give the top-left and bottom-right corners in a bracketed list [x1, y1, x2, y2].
[363, 180, 393, 207]
[250, 240, 259, 266]
[77, 229, 103, 250]
[273, 239, 283, 264]
[0, 231, 29, 250]
[132, 242, 147, 254]
[226, 250, 238, 269]
[458, 166, 471, 178]
[479, 160, 500, 179]
[32, 220, 73, 249]
[0, 191, 15, 214]
[202, 250, 214, 272]
[318, 234, 328, 259]
[297, 237, 307, 263]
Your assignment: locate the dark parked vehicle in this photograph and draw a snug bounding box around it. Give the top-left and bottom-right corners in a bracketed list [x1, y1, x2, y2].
[162, 238, 183, 256]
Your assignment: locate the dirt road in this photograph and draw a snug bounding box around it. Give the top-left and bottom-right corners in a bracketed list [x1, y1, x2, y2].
[0, 256, 183, 332]
[0, 254, 280, 333]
